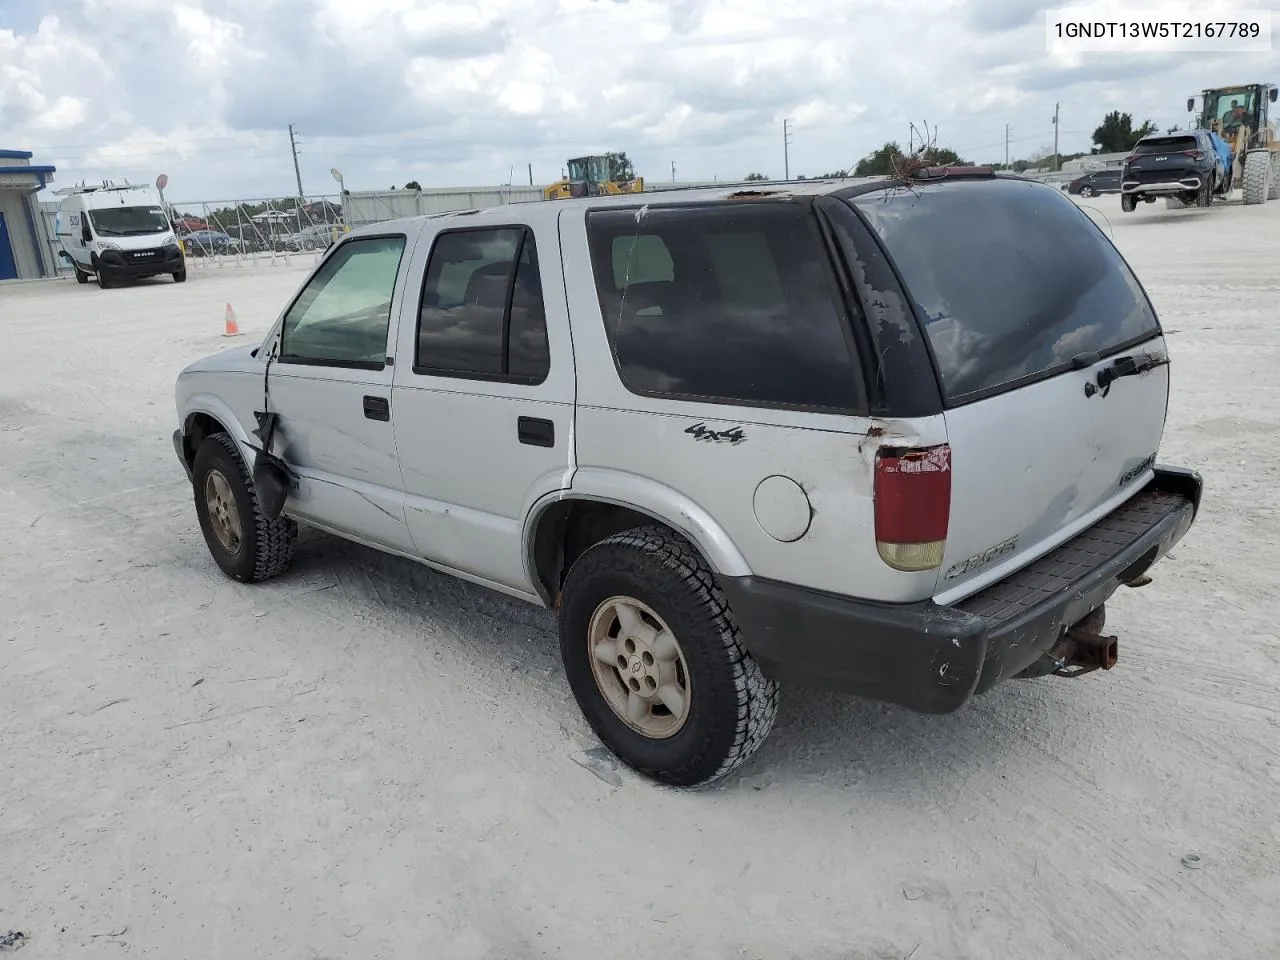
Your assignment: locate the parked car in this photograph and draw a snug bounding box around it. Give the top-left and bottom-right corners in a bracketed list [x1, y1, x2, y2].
[172, 170, 1202, 787]
[1121, 130, 1231, 211]
[274, 223, 341, 252]
[1065, 169, 1122, 197]
[182, 229, 234, 256]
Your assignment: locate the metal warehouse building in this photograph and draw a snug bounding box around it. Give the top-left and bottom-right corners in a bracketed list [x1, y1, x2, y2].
[0, 149, 57, 281]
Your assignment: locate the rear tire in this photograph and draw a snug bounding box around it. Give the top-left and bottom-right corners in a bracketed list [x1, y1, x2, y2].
[1242, 150, 1271, 205]
[191, 432, 298, 583]
[1121, 193, 1137, 213]
[1268, 155, 1280, 201]
[558, 526, 779, 788]
[173, 268, 187, 283]
[1195, 177, 1213, 207]
[1079, 185, 1095, 197]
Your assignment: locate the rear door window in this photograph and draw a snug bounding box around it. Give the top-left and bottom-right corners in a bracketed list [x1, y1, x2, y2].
[850, 178, 1160, 403]
[585, 203, 864, 412]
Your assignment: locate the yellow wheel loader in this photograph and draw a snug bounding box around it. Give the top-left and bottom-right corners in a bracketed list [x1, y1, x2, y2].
[543, 155, 645, 200]
[1187, 82, 1279, 204]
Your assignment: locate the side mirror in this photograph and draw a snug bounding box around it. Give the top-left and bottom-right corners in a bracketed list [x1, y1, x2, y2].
[1271, 88, 1278, 103]
[1187, 98, 1195, 112]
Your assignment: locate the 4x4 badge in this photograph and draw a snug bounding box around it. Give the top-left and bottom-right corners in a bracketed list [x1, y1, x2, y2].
[685, 422, 746, 445]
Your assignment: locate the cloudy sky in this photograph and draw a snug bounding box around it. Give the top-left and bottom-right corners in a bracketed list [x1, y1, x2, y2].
[2, 0, 1278, 202]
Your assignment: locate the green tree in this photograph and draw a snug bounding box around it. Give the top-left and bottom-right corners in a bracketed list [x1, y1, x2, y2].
[853, 142, 972, 176]
[404, 180, 422, 190]
[744, 172, 769, 180]
[1092, 111, 1157, 152]
[605, 152, 635, 181]
[854, 142, 902, 176]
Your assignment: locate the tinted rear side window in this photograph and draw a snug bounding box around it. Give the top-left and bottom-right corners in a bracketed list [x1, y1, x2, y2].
[851, 178, 1159, 403]
[585, 203, 863, 411]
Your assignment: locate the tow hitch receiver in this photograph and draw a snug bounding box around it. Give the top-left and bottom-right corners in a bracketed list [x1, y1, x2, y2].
[1049, 607, 1119, 678]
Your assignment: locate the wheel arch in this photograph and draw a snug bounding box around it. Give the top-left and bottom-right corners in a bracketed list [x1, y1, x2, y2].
[523, 472, 752, 607]
[178, 394, 255, 472]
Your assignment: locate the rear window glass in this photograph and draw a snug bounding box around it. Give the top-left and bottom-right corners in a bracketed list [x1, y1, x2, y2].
[1133, 136, 1198, 154]
[850, 178, 1159, 402]
[585, 203, 863, 411]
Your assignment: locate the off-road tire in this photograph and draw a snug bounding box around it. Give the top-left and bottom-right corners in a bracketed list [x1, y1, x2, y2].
[1242, 150, 1271, 205]
[1121, 193, 1137, 213]
[191, 432, 298, 583]
[558, 525, 780, 788]
[1269, 156, 1280, 201]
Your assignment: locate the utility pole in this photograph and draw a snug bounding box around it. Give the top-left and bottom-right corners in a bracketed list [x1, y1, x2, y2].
[1005, 124, 1010, 168]
[1051, 102, 1061, 170]
[783, 118, 794, 180]
[288, 123, 304, 198]
[671, 160, 676, 181]
[528, 163, 533, 186]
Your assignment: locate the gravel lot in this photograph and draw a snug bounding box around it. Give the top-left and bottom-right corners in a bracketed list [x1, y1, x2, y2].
[2, 196, 1278, 960]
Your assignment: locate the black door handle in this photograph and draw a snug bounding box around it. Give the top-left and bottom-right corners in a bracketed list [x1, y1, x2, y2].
[517, 416, 554, 447]
[363, 395, 390, 421]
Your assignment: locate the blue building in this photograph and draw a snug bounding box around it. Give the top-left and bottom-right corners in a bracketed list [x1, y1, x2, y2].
[0, 149, 58, 281]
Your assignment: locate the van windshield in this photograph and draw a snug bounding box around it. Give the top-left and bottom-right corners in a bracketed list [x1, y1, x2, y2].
[89, 206, 171, 237]
[849, 177, 1160, 403]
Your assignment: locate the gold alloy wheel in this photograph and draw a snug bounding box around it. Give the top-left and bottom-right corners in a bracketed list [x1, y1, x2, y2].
[204, 468, 244, 555]
[587, 595, 692, 739]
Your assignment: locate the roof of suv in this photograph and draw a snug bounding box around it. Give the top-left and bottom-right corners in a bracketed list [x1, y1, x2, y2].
[349, 167, 1020, 238]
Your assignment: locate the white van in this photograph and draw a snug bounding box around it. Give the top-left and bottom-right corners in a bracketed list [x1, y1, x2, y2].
[55, 182, 185, 288]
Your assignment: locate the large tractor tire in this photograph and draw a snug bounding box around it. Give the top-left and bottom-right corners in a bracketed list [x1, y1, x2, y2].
[1241, 150, 1272, 205]
[1269, 155, 1280, 201]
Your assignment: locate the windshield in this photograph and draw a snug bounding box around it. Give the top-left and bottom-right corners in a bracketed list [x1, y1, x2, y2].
[1207, 89, 1257, 129]
[89, 205, 171, 237]
[850, 177, 1160, 403]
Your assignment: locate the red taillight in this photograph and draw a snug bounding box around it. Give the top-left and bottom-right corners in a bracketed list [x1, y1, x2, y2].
[1181, 150, 1204, 160]
[874, 444, 952, 571]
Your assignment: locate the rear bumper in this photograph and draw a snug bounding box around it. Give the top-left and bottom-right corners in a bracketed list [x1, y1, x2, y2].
[1122, 177, 1203, 194]
[719, 465, 1203, 715]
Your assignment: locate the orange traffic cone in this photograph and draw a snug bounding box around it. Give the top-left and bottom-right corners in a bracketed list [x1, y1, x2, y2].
[223, 302, 241, 337]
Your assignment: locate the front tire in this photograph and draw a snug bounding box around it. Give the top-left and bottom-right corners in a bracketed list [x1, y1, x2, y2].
[173, 268, 187, 283]
[191, 432, 298, 583]
[558, 526, 779, 788]
[1079, 185, 1095, 197]
[1242, 150, 1271, 204]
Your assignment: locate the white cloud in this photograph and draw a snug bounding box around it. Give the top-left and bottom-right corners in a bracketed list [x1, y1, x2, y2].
[1, 0, 1277, 200]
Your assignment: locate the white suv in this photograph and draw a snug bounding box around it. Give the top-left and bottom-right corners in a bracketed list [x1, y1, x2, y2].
[172, 170, 1203, 787]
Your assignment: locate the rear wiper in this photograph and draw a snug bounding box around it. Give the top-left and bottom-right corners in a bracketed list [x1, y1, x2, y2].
[1082, 352, 1169, 398]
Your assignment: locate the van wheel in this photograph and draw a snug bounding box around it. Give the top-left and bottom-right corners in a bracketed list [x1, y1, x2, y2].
[96, 269, 112, 289]
[558, 526, 779, 788]
[173, 268, 187, 283]
[191, 432, 298, 583]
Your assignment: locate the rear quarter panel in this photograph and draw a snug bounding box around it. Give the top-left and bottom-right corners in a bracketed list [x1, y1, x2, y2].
[556, 206, 947, 603]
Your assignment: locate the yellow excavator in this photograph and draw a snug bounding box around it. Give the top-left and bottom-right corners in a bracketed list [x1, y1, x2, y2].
[1187, 81, 1279, 204]
[543, 155, 645, 200]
